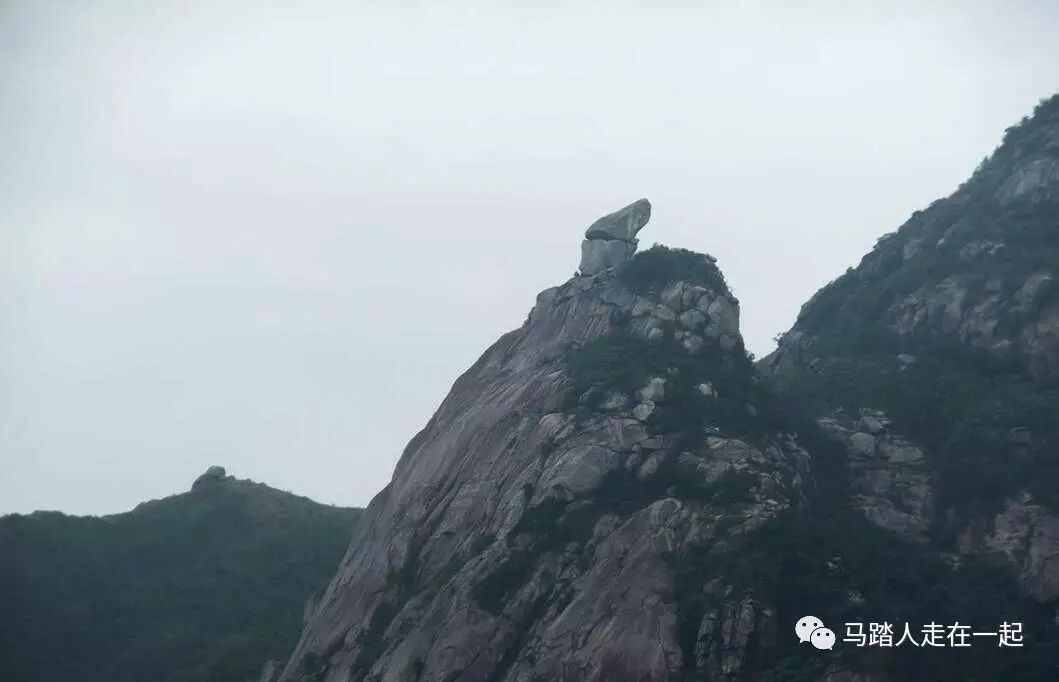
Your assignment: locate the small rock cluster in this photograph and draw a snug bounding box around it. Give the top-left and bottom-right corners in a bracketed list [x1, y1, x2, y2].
[821, 408, 1059, 606]
[191, 465, 229, 491]
[624, 279, 741, 353]
[818, 409, 933, 541]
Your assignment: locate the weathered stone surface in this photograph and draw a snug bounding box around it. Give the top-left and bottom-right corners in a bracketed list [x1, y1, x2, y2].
[884, 271, 1059, 379]
[849, 432, 877, 457]
[683, 334, 705, 354]
[958, 240, 1005, 261]
[997, 157, 1059, 202]
[1022, 307, 1059, 379]
[858, 411, 887, 434]
[678, 309, 707, 331]
[632, 400, 656, 421]
[257, 660, 280, 682]
[695, 595, 774, 680]
[580, 238, 636, 276]
[601, 391, 631, 412]
[535, 444, 623, 501]
[880, 441, 924, 464]
[1015, 272, 1055, 309]
[578, 199, 653, 275]
[636, 376, 666, 402]
[963, 495, 1059, 603]
[302, 593, 319, 626]
[818, 414, 933, 541]
[584, 198, 652, 241]
[704, 297, 740, 338]
[654, 304, 677, 322]
[276, 244, 807, 682]
[192, 465, 228, 490]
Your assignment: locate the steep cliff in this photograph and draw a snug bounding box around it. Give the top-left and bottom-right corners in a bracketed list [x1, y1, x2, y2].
[278, 228, 810, 681]
[763, 95, 1059, 617]
[278, 190, 1059, 681]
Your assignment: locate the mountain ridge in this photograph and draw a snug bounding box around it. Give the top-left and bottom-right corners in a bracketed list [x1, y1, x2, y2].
[761, 93, 1059, 590]
[0, 467, 362, 682]
[274, 93, 1059, 682]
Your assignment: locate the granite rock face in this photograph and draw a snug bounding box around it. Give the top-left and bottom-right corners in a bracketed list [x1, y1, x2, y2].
[579, 199, 652, 276]
[584, 198, 652, 241]
[960, 494, 1059, 602]
[817, 410, 933, 542]
[271, 97, 1059, 682]
[191, 465, 229, 490]
[277, 243, 808, 682]
[579, 238, 637, 276]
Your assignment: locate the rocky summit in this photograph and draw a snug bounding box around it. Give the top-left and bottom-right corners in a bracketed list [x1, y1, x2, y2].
[276, 209, 815, 682]
[579, 198, 652, 275]
[273, 95, 1059, 682]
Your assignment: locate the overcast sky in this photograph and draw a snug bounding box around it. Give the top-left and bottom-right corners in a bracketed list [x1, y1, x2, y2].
[2, 1, 1058, 515]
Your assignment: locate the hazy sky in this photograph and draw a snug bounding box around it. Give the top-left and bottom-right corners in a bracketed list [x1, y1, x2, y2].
[2, 1, 1058, 515]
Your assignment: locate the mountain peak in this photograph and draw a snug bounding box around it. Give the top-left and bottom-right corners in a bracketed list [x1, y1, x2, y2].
[273, 223, 817, 681]
[579, 198, 653, 275]
[191, 464, 229, 491]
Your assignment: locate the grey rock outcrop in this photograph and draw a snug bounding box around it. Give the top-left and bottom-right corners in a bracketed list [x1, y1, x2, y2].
[584, 198, 652, 241]
[818, 411, 933, 542]
[812, 403, 1059, 602]
[580, 238, 637, 276]
[997, 157, 1059, 203]
[191, 465, 228, 491]
[960, 494, 1059, 602]
[257, 660, 280, 682]
[277, 242, 807, 682]
[694, 593, 774, 680]
[579, 199, 652, 276]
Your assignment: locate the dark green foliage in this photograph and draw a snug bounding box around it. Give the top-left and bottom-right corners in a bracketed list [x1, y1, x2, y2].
[665, 411, 1059, 681]
[0, 480, 360, 682]
[745, 93, 1059, 679]
[713, 420, 1059, 682]
[794, 99, 1059, 345]
[619, 245, 730, 296]
[777, 92, 1059, 517]
[350, 557, 423, 677]
[996, 93, 1059, 161]
[738, 512, 1059, 681]
[784, 339, 1059, 516]
[564, 327, 787, 447]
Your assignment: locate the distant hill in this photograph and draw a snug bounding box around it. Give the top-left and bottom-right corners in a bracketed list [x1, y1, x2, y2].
[0, 467, 361, 682]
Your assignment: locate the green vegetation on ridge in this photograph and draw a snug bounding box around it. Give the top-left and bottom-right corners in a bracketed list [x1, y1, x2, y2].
[0, 477, 360, 682]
